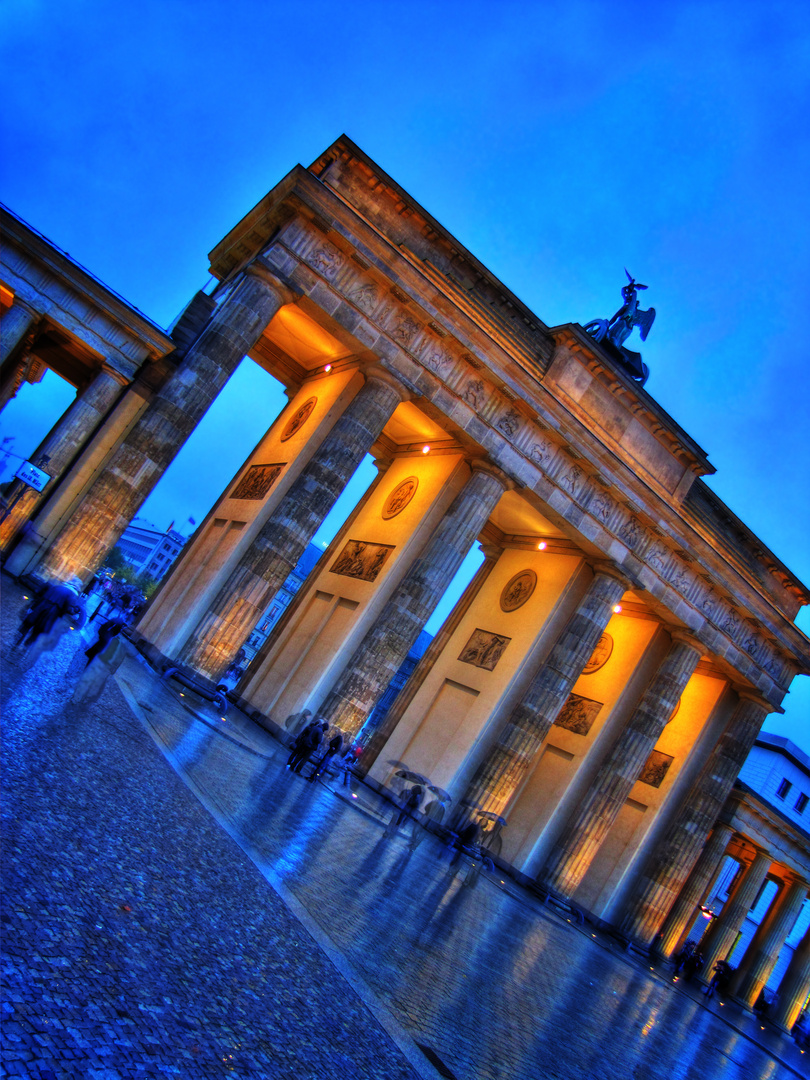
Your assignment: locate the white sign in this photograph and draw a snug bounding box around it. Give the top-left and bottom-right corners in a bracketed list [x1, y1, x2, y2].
[15, 461, 51, 492]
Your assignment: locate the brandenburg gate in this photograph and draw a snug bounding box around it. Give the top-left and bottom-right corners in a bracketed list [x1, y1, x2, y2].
[2, 138, 808, 1022]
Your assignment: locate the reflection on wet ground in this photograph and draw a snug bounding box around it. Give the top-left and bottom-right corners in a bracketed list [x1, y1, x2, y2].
[2, 575, 806, 1080]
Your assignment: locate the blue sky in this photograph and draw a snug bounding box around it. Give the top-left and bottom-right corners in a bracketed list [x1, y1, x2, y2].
[1, 0, 808, 746]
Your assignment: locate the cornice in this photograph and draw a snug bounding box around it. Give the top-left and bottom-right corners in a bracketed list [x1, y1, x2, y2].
[0, 204, 172, 358]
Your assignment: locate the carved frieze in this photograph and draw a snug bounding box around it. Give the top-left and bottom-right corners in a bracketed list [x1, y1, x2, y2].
[423, 345, 453, 373]
[391, 314, 420, 346]
[458, 628, 511, 671]
[278, 217, 792, 693]
[309, 242, 344, 280]
[530, 438, 554, 468]
[463, 379, 485, 410]
[497, 408, 520, 440]
[619, 515, 644, 551]
[646, 541, 668, 572]
[559, 463, 585, 500]
[349, 282, 380, 314]
[589, 490, 614, 524]
[230, 463, 284, 501]
[331, 539, 394, 582]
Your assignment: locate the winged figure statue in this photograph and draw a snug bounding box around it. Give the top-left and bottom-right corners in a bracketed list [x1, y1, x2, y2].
[583, 271, 656, 384]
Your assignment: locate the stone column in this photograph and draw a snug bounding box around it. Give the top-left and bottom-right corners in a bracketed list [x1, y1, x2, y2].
[34, 264, 296, 584]
[699, 849, 772, 976]
[770, 922, 810, 1033]
[655, 823, 735, 958]
[729, 877, 808, 1010]
[179, 368, 409, 681]
[316, 462, 510, 737]
[0, 299, 40, 412]
[1, 367, 125, 549]
[621, 692, 771, 947]
[460, 565, 629, 818]
[541, 631, 703, 897]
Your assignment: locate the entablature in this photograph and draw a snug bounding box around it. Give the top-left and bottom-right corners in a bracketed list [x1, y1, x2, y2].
[0, 204, 172, 378]
[205, 148, 808, 709]
[722, 784, 810, 883]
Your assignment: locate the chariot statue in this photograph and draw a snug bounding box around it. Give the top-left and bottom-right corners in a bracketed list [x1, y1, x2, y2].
[583, 270, 655, 385]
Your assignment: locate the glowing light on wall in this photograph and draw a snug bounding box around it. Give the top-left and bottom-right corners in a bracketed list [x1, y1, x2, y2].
[324, 364, 332, 373]
[537, 541, 547, 551]
[613, 604, 622, 614]
[421, 444, 430, 454]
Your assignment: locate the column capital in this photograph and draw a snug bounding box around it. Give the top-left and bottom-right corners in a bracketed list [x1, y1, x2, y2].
[363, 365, 412, 403]
[245, 258, 301, 306]
[590, 560, 634, 591]
[4, 294, 41, 320]
[731, 685, 772, 712]
[99, 362, 131, 387]
[469, 458, 514, 492]
[669, 628, 703, 653]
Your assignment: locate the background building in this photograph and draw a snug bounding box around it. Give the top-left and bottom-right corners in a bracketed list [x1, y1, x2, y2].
[115, 518, 188, 582]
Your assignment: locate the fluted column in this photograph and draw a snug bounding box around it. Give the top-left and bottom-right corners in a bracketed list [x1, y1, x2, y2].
[1, 367, 125, 548]
[541, 631, 703, 897]
[317, 462, 510, 737]
[699, 849, 772, 976]
[655, 823, 735, 958]
[180, 368, 409, 680]
[35, 264, 296, 584]
[729, 876, 808, 1010]
[621, 692, 771, 947]
[0, 299, 40, 412]
[461, 565, 629, 817]
[770, 922, 810, 1032]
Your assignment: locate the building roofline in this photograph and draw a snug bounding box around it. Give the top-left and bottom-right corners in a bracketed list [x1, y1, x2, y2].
[753, 732, 810, 777]
[0, 202, 171, 346]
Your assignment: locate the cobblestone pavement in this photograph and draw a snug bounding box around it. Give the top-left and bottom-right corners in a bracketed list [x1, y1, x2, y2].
[2, 574, 808, 1080]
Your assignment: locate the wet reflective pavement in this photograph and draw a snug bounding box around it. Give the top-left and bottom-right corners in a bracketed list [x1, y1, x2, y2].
[2, 576, 807, 1079]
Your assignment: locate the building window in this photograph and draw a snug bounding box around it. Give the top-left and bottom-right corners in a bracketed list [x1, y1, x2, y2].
[795, 792, 808, 815]
[776, 778, 792, 800]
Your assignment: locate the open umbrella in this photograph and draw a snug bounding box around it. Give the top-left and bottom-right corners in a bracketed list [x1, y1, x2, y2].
[427, 785, 453, 805]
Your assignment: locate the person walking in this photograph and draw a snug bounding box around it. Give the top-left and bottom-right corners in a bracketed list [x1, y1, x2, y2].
[307, 729, 344, 782]
[703, 959, 731, 999]
[283, 708, 312, 746]
[395, 784, 424, 827]
[16, 577, 86, 648]
[288, 721, 328, 774]
[84, 617, 128, 666]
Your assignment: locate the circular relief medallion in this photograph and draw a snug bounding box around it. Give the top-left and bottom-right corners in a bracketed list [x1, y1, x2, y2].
[381, 476, 419, 520]
[499, 569, 537, 613]
[582, 632, 614, 675]
[280, 397, 317, 442]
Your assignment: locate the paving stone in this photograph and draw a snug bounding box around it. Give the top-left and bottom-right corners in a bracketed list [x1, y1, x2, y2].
[1, 573, 806, 1080]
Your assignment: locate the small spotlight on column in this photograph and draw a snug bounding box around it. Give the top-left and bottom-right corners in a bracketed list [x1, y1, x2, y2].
[613, 604, 622, 614]
[537, 541, 547, 551]
[421, 444, 430, 454]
